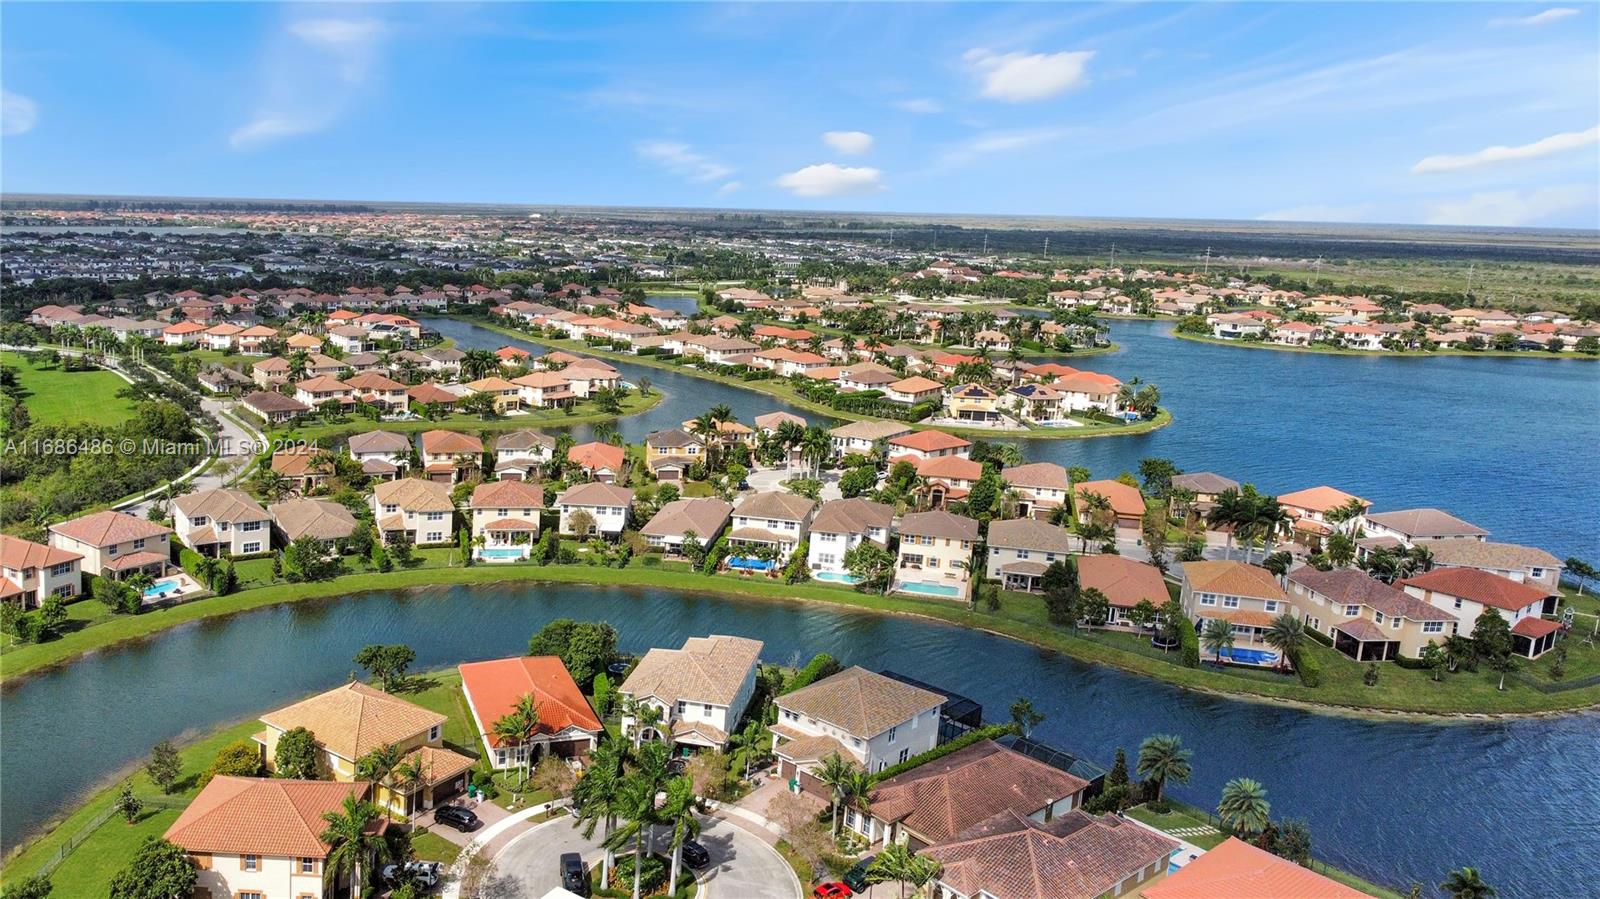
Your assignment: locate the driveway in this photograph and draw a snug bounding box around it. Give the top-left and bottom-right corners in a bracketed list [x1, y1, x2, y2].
[491, 814, 799, 899]
[747, 465, 841, 501]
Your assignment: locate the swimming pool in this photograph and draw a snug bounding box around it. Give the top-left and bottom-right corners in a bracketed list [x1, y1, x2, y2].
[728, 557, 775, 571]
[1220, 647, 1279, 666]
[477, 547, 528, 561]
[895, 580, 963, 598]
[812, 571, 860, 585]
[142, 578, 182, 599]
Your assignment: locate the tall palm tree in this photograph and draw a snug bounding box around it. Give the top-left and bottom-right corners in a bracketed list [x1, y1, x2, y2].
[491, 694, 542, 787]
[1440, 867, 1496, 899]
[460, 348, 500, 381]
[357, 742, 403, 817]
[1217, 777, 1271, 836]
[1239, 494, 1290, 561]
[320, 794, 389, 899]
[813, 752, 861, 836]
[659, 776, 704, 890]
[800, 426, 831, 479]
[690, 412, 722, 472]
[729, 719, 767, 781]
[391, 756, 426, 827]
[867, 841, 943, 899]
[1206, 489, 1248, 559]
[574, 739, 627, 884]
[1136, 734, 1193, 805]
[1202, 617, 1235, 665]
[1263, 613, 1306, 671]
[1262, 551, 1294, 584]
[602, 774, 659, 899]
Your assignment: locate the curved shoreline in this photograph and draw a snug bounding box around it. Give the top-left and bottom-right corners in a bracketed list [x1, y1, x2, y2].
[5, 565, 1595, 719]
[463, 317, 1170, 441]
[1171, 329, 1599, 360]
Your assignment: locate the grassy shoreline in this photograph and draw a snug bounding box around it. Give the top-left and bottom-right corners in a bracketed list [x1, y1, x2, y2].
[1171, 329, 1598, 360]
[468, 317, 1171, 441]
[5, 562, 1596, 717]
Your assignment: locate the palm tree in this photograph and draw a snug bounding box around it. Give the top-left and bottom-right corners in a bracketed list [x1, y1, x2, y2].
[573, 740, 627, 884]
[1206, 488, 1248, 559]
[1324, 498, 1368, 532]
[1217, 777, 1271, 836]
[391, 756, 426, 827]
[1440, 867, 1497, 899]
[659, 776, 704, 890]
[690, 412, 722, 471]
[356, 742, 403, 818]
[709, 403, 735, 424]
[603, 774, 658, 899]
[1262, 551, 1294, 584]
[321, 794, 389, 899]
[1263, 613, 1306, 671]
[729, 719, 767, 781]
[813, 752, 861, 836]
[1202, 617, 1235, 665]
[800, 425, 831, 479]
[867, 841, 943, 899]
[1136, 734, 1193, 805]
[460, 348, 500, 381]
[490, 694, 542, 787]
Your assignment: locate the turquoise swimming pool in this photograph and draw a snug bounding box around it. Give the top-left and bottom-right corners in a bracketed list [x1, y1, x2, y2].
[142, 578, 182, 598]
[478, 547, 528, 561]
[812, 571, 860, 585]
[895, 580, 963, 597]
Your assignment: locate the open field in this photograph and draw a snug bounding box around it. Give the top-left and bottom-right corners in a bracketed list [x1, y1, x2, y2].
[1, 351, 137, 426]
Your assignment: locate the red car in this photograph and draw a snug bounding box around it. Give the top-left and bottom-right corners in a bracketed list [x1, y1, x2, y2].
[813, 884, 853, 899]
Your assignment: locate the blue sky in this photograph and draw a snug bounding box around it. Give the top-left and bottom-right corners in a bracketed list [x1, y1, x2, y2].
[3, 3, 1597, 227]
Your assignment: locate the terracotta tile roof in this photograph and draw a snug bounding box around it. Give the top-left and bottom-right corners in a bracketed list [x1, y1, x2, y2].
[888, 376, 943, 393]
[988, 518, 1075, 554]
[556, 481, 634, 508]
[917, 455, 983, 481]
[1002, 462, 1071, 491]
[866, 740, 1088, 844]
[173, 488, 269, 524]
[402, 744, 477, 786]
[621, 634, 763, 707]
[924, 809, 1177, 899]
[899, 510, 979, 541]
[269, 498, 359, 542]
[421, 429, 484, 455]
[829, 420, 914, 441]
[888, 430, 972, 452]
[1421, 540, 1561, 571]
[1075, 480, 1147, 520]
[470, 480, 545, 509]
[1053, 371, 1121, 393]
[1, 535, 81, 569]
[1400, 568, 1551, 612]
[49, 510, 171, 547]
[372, 478, 455, 512]
[1182, 561, 1287, 601]
[568, 441, 625, 472]
[408, 382, 459, 405]
[1143, 836, 1365, 899]
[165, 776, 377, 859]
[1206, 608, 1279, 628]
[778, 666, 943, 738]
[347, 430, 412, 454]
[1513, 616, 1561, 638]
[1364, 508, 1488, 539]
[754, 411, 807, 431]
[641, 498, 733, 540]
[811, 498, 895, 535]
[458, 656, 603, 746]
[1288, 567, 1456, 622]
[735, 491, 817, 522]
[261, 682, 445, 761]
[345, 372, 407, 392]
[1278, 485, 1367, 513]
[1334, 617, 1388, 642]
[104, 550, 169, 571]
[1079, 555, 1169, 608]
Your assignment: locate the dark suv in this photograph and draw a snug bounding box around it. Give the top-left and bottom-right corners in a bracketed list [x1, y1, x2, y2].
[843, 855, 875, 893]
[560, 852, 590, 896]
[432, 805, 480, 832]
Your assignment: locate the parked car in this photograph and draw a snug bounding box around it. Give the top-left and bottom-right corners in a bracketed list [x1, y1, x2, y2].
[679, 839, 711, 870]
[381, 861, 443, 889]
[432, 804, 480, 832]
[665, 757, 688, 776]
[843, 855, 875, 893]
[813, 883, 853, 898]
[560, 852, 590, 896]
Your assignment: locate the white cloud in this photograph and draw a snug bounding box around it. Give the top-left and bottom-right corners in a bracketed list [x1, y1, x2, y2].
[287, 18, 385, 47]
[1411, 125, 1600, 174]
[1490, 7, 1580, 27]
[715, 181, 743, 196]
[822, 131, 874, 155]
[896, 98, 942, 114]
[929, 127, 1072, 173]
[2, 90, 38, 136]
[774, 163, 885, 197]
[636, 141, 735, 183]
[964, 47, 1094, 102]
[1425, 185, 1593, 226]
[230, 17, 387, 149]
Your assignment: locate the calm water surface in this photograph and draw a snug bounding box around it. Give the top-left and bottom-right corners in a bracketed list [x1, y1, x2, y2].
[2, 583, 1595, 897]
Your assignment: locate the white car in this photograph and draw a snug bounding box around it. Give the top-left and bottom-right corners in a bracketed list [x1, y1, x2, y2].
[382, 860, 443, 889]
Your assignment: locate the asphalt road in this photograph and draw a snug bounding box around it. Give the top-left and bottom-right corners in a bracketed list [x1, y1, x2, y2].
[492, 814, 799, 899]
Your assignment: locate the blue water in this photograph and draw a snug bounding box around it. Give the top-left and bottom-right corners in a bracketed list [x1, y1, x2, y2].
[727, 557, 775, 571]
[1220, 647, 1279, 666]
[896, 581, 963, 597]
[477, 547, 527, 561]
[430, 317, 1600, 561]
[813, 571, 860, 585]
[142, 578, 181, 598]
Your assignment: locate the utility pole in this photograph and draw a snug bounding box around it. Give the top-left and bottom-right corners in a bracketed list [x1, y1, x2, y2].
[1043, 236, 1049, 260]
[1109, 242, 1117, 268]
[1465, 262, 1476, 299]
[1203, 246, 1212, 275]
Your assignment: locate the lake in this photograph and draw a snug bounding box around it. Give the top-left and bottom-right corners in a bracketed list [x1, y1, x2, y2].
[1, 582, 1594, 897]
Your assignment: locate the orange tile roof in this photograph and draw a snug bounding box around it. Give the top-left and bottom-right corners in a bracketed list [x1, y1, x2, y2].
[1278, 485, 1367, 513]
[1074, 480, 1147, 520]
[568, 441, 625, 472]
[1142, 837, 1366, 899]
[165, 777, 378, 859]
[458, 656, 603, 746]
[1181, 560, 1288, 601]
[888, 430, 972, 452]
[1078, 555, 1168, 609]
[1, 535, 82, 569]
[421, 429, 484, 455]
[48, 510, 171, 547]
[1400, 568, 1551, 611]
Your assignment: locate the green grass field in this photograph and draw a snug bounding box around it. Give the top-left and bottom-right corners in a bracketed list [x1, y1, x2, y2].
[1, 351, 138, 426]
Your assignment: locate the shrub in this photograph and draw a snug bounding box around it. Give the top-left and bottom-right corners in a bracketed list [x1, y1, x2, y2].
[1393, 655, 1430, 671]
[1305, 626, 1334, 648]
[1291, 648, 1321, 688]
[783, 653, 841, 693]
[870, 723, 1020, 784]
[1178, 617, 1201, 668]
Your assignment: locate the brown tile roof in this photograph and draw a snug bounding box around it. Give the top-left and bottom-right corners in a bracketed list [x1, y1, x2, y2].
[268, 498, 359, 542]
[1277, 485, 1367, 513]
[373, 478, 455, 512]
[735, 491, 817, 522]
[924, 809, 1177, 899]
[494, 429, 556, 452]
[1079, 555, 1169, 609]
[899, 510, 979, 541]
[49, 510, 171, 547]
[988, 518, 1075, 554]
[1170, 472, 1239, 495]
[173, 488, 269, 524]
[402, 744, 477, 787]
[621, 634, 763, 707]
[779, 666, 943, 738]
[421, 429, 484, 455]
[1002, 462, 1071, 491]
[1400, 568, 1551, 612]
[641, 498, 733, 540]
[557, 481, 634, 508]
[829, 420, 914, 442]
[347, 429, 412, 454]
[1074, 480, 1146, 520]
[1181, 561, 1287, 601]
[243, 390, 310, 415]
[1, 535, 81, 570]
[470, 479, 545, 509]
[1363, 508, 1488, 539]
[1288, 567, 1456, 622]
[165, 776, 377, 859]
[1421, 540, 1562, 571]
[866, 740, 1088, 844]
[811, 498, 895, 536]
[261, 682, 445, 761]
[770, 725, 849, 763]
[1142, 836, 1365, 899]
[888, 430, 972, 452]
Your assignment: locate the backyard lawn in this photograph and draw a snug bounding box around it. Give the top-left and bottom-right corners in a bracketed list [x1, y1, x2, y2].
[1, 350, 137, 426]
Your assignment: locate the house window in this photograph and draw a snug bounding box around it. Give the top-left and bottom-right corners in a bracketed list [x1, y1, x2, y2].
[897, 749, 909, 764]
[243, 542, 262, 554]
[1222, 596, 1239, 608]
[1263, 600, 1278, 613]
[702, 703, 713, 714]
[300, 857, 316, 874]
[132, 539, 146, 550]
[1344, 605, 1361, 617]
[241, 521, 263, 532]
[1392, 617, 1402, 629]
[429, 725, 441, 742]
[1016, 549, 1030, 560]
[1374, 612, 1384, 624]
[1199, 595, 1216, 607]
[1423, 621, 1444, 633]
[887, 726, 897, 744]
[1531, 567, 1545, 578]
[1453, 598, 1463, 609]
[242, 854, 260, 871]
[240, 893, 264, 899]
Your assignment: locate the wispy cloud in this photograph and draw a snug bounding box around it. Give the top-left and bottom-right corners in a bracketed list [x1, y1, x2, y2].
[1426, 184, 1594, 226]
[230, 16, 388, 149]
[2, 90, 38, 136]
[822, 131, 874, 155]
[775, 163, 884, 197]
[929, 127, 1073, 173]
[964, 47, 1094, 102]
[1411, 124, 1600, 173]
[1490, 7, 1580, 27]
[715, 181, 743, 196]
[1257, 203, 1382, 223]
[896, 98, 942, 114]
[635, 140, 735, 184]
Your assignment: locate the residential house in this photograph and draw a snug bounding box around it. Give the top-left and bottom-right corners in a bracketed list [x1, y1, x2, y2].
[555, 482, 634, 539]
[885, 376, 944, 406]
[641, 498, 733, 555]
[294, 375, 356, 411]
[268, 498, 359, 544]
[894, 511, 979, 600]
[887, 430, 972, 462]
[420, 429, 483, 483]
[464, 376, 525, 413]
[270, 446, 334, 493]
[1, 535, 82, 608]
[986, 518, 1076, 592]
[1179, 561, 1292, 666]
[727, 491, 817, 568]
[344, 372, 410, 410]
[469, 480, 544, 561]
[1278, 486, 1369, 549]
[1052, 370, 1122, 413]
[851, 739, 1088, 850]
[346, 430, 411, 479]
[493, 429, 557, 481]
[807, 498, 896, 584]
[644, 428, 704, 482]
[196, 365, 253, 396]
[829, 420, 913, 457]
[1421, 540, 1564, 596]
[235, 324, 279, 356]
[1287, 567, 1458, 661]
[1002, 462, 1072, 519]
[172, 489, 272, 557]
[567, 441, 626, 483]
[1400, 568, 1559, 657]
[202, 322, 245, 350]
[1168, 472, 1240, 519]
[1006, 383, 1066, 423]
[458, 656, 604, 770]
[913, 455, 984, 510]
[1074, 479, 1147, 535]
[164, 777, 385, 899]
[838, 364, 899, 393]
[513, 371, 578, 409]
[618, 634, 764, 751]
[408, 382, 460, 412]
[1208, 312, 1267, 339]
[419, 346, 465, 377]
[1143, 837, 1365, 899]
[255, 682, 475, 816]
[48, 510, 171, 581]
[371, 479, 456, 546]
[162, 320, 209, 346]
[944, 383, 1003, 423]
[773, 666, 943, 783]
[1080, 555, 1171, 627]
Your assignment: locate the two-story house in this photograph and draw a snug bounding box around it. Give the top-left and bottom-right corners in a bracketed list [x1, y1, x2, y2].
[48, 510, 172, 581]
[1168, 471, 1241, 521]
[567, 441, 626, 483]
[294, 375, 357, 410]
[644, 428, 704, 483]
[1073, 479, 1147, 535]
[269, 498, 359, 545]
[925, 809, 1177, 899]
[886, 429, 972, 463]
[829, 420, 912, 458]
[893, 511, 979, 600]
[1361, 508, 1489, 550]
[985, 518, 1076, 592]
[1286, 566, 1459, 662]
[256, 681, 475, 815]
[640, 497, 732, 555]
[943, 383, 1003, 424]
[1000, 462, 1073, 520]
[1277, 485, 1369, 549]
[1420, 540, 1565, 600]
[371, 478, 456, 546]
[172, 488, 273, 557]
[807, 498, 896, 584]
[618, 634, 764, 751]
[347, 429, 412, 480]
[728, 491, 817, 568]
[469, 479, 543, 561]
[1179, 560, 1292, 666]
[774, 666, 943, 784]
[344, 372, 410, 411]
[555, 482, 634, 539]
[420, 429, 483, 483]
[493, 429, 556, 481]
[1, 535, 83, 608]
[1400, 567, 1559, 658]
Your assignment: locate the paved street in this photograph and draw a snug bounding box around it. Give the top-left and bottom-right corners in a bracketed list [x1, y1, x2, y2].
[491, 813, 799, 899]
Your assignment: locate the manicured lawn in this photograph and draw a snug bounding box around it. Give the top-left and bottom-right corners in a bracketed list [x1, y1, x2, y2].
[1, 351, 137, 426]
[409, 828, 463, 864]
[1124, 803, 1225, 850]
[272, 389, 663, 443]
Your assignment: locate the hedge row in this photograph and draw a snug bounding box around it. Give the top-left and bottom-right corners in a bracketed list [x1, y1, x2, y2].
[869, 723, 1021, 784]
[1178, 616, 1201, 668]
